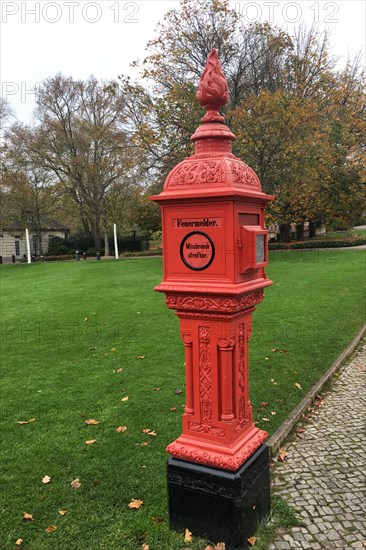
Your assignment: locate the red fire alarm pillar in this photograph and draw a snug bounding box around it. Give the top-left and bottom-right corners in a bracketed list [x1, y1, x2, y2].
[151, 49, 273, 549]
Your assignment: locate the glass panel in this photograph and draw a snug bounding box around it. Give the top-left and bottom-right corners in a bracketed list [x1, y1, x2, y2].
[256, 234, 265, 264]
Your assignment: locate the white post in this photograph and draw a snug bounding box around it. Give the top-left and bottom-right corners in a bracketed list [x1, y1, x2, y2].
[113, 223, 119, 260]
[25, 228, 31, 264]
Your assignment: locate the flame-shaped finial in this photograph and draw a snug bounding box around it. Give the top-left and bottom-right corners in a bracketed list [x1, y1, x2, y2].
[197, 49, 229, 123]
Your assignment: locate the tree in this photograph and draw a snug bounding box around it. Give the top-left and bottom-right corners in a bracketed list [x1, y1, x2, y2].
[122, 0, 365, 238]
[121, 0, 296, 190]
[31, 75, 136, 252]
[1, 123, 63, 254]
[0, 97, 15, 130]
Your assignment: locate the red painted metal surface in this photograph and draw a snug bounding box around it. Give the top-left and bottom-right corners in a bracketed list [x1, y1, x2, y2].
[151, 49, 273, 471]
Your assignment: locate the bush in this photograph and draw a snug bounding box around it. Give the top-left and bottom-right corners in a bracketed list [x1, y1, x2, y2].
[150, 230, 162, 241]
[269, 237, 366, 250]
[48, 237, 73, 256]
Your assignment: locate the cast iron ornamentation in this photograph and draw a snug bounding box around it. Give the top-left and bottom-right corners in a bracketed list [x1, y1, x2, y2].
[170, 160, 225, 186]
[166, 290, 264, 313]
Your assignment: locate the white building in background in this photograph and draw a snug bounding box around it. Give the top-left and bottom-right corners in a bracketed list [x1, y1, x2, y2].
[0, 227, 68, 261]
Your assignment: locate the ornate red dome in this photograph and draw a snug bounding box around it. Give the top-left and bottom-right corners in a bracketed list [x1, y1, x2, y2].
[153, 48, 269, 201]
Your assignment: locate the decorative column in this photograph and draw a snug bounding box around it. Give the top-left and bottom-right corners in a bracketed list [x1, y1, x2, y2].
[151, 48, 273, 549]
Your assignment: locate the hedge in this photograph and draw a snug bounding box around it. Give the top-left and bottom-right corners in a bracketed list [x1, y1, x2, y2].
[269, 237, 366, 250]
[123, 250, 162, 257]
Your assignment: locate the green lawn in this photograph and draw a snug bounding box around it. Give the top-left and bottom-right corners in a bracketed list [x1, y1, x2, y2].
[323, 228, 366, 239]
[0, 251, 364, 550]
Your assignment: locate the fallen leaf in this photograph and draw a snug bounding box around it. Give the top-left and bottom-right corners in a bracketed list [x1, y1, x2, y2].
[71, 478, 81, 489]
[111, 348, 117, 351]
[143, 429, 157, 436]
[261, 417, 270, 422]
[279, 349, 288, 354]
[270, 379, 278, 385]
[84, 317, 88, 322]
[175, 389, 183, 394]
[128, 499, 143, 509]
[142, 545, 149, 550]
[296, 427, 305, 433]
[271, 411, 276, 416]
[121, 396, 129, 402]
[85, 439, 97, 445]
[247, 536, 257, 546]
[92, 479, 101, 486]
[59, 510, 67, 516]
[313, 398, 324, 407]
[296, 432, 305, 439]
[116, 426, 127, 433]
[18, 418, 36, 425]
[152, 516, 164, 524]
[271, 348, 278, 352]
[135, 355, 145, 359]
[277, 449, 288, 462]
[214, 544, 226, 550]
[15, 539, 23, 546]
[184, 528, 193, 542]
[42, 475, 51, 484]
[84, 419, 99, 425]
[169, 407, 177, 412]
[88, 347, 96, 350]
[45, 525, 57, 533]
[153, 387, 160, 391]
[294, 383, 302, 389]
[117, 368, 123, 373]
[22, 512, 33, 521]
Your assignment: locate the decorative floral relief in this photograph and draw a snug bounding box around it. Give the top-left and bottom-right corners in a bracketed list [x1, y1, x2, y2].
[189, 420, 225, 437]
[218, 336, 235, 349]
[235, 323, 247, 433]
[230, 161, 261, 188]
[170, 161, 225, 186]
[166, 430, 267, 470]
[166, 290, 263, 313]
[181, 333, 193, 345]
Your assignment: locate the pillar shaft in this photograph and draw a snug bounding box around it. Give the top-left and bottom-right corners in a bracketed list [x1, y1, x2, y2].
[165, 295, 267, 472]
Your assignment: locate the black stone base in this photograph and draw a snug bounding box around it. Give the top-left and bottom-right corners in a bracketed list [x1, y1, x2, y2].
[167, 444, 270, 549]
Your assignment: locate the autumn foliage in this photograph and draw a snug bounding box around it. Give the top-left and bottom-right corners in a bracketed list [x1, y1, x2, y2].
[122, 0, 365, 238]
[1, 0, 365, 245]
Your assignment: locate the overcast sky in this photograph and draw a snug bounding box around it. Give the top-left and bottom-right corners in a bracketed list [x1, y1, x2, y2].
[1, 0, 365, 124]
